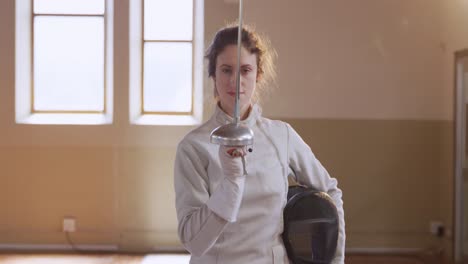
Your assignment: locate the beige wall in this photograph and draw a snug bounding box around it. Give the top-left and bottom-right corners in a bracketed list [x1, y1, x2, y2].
[0, 0, 467, 260]
[244, 0, 447, 120]
[287, 118, 451, 249]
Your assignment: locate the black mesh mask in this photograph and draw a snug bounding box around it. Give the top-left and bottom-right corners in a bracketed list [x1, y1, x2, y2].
[282, 185, 339, 264]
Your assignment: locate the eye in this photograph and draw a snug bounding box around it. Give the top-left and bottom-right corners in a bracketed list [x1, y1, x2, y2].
[242, 67, 253, 74]
[221, 68, 232, 74]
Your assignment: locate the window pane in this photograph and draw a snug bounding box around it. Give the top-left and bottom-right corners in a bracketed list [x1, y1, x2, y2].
[144, 0, 193, 40]
[143, 42, 192, 112]
[34, 0, 105, 15]
[34, 16, 104, 111]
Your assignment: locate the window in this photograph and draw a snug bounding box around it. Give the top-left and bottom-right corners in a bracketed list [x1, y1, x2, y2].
[129, 0, 204, 125]
[15, 0, 113, 125]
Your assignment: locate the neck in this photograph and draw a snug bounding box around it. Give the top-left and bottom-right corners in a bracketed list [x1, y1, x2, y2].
[219, 103, 252, 121]
[240, 105, 252, 120]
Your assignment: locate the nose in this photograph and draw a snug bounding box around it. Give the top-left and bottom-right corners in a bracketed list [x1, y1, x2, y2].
[229, 76, 237, 86]
[230, 73, 242, 86]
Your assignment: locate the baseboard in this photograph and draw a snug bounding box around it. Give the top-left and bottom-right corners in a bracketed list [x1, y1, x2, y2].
[346, 247, 426, 254]
[347, 247, 449, 264]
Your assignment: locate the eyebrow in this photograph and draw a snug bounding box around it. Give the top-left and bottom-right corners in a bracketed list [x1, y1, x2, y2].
[219, 64, 254, 68]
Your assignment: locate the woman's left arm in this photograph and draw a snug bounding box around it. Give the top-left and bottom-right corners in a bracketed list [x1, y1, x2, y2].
[286, 123, 346, 264]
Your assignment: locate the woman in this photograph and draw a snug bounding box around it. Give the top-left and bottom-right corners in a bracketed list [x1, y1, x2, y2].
[174, 25, 345, 264]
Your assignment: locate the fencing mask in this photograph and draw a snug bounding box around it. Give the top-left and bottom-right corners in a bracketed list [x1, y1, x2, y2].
[282, 185, 339, 264]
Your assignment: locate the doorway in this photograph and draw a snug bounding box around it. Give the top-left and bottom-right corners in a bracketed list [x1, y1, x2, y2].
[455, 49, 468, 263]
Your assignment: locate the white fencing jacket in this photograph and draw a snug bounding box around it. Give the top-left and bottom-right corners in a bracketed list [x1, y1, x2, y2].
[174, 104, 345, 264]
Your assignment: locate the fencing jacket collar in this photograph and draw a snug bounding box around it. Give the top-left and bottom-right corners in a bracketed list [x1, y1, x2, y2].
[213, 103, 260, 127]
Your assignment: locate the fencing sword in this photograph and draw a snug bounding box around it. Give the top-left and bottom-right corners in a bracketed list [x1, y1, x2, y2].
[210, 0, 253, 172]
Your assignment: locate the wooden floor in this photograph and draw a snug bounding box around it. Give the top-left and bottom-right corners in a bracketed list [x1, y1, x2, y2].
[0, 252, 452, 264]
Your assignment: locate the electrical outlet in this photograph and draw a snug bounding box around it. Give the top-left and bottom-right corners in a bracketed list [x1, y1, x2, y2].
[429, 221, 444, 237]
[63, 217, 76, 232]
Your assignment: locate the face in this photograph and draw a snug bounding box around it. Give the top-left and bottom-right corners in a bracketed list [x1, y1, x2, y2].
[214, 44, 258, 117]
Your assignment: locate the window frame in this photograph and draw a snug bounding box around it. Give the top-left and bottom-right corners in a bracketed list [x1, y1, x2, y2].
[129, 0, 204, 126]
[15, 0, 114, 125]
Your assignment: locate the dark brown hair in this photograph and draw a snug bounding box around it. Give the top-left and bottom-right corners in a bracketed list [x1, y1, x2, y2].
[205, 24, 277, 103]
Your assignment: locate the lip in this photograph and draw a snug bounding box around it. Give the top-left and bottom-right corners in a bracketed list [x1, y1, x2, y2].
[227, 92, 245, 96]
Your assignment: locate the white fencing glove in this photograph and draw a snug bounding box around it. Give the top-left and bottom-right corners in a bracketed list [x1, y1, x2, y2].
[218, 145, 247, 179]
[206, 145, 248, 222]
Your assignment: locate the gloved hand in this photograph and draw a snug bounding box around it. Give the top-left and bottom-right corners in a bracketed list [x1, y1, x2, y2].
[218, 145, 247, 179]
[207, 145, 248, 222]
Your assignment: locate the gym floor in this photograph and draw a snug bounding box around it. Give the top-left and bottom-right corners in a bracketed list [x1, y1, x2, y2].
[0, 252, 450, 264]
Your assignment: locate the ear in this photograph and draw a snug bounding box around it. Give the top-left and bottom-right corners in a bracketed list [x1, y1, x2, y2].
[212, 76, 217, 89]
[213, 80, 219, 98]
